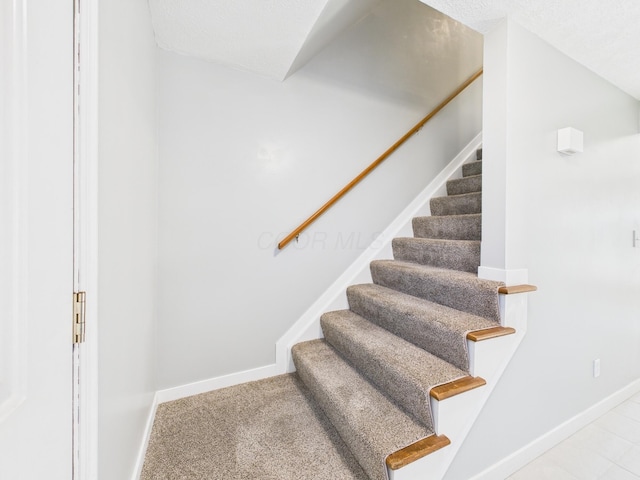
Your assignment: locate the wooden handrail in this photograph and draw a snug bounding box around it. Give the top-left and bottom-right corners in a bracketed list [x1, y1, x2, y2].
[277, 68, 484, 250]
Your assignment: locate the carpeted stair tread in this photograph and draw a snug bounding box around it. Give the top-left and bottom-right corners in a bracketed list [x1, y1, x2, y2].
[430, 191, 481, 216]
[476, 148, 482, 160]
[392, 237, 480, 273]
[370, 260, 503, 323]
[140, 374, 369, 480]
[292, 339, 434, 480]
[446, 174, 482, 196]
[412, 213, 481, 241]
[321, 310, 467, 428]
[347, 283, 497, 371]
[462, 160, 482, 177]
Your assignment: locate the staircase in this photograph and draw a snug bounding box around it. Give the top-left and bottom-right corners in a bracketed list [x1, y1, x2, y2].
[141, 146, 536, 480]
[290, 148, 507, 480]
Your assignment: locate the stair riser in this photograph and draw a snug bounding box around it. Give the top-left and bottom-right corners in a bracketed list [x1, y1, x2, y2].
[392, 238, 480, 273]
[462, 161, 482, 177]
[446, 175, 482, 196]
[430, 192, 481, 216]
[412, 215, 481, 241]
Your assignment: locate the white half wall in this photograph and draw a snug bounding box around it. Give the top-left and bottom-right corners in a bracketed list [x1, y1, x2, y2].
[155, 0, 483, 390]
[98, 1, 158, 478]
[447, 19, 640, 479]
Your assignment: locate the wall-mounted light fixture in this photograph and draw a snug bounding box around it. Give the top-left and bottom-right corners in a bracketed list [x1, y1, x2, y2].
[557, 127, 583, 155]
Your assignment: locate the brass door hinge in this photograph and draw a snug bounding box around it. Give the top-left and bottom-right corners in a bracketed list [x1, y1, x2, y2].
[73, 291, 86, 344]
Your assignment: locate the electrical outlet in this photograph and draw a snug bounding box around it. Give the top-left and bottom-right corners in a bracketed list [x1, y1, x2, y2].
[593, 359, 601, 378]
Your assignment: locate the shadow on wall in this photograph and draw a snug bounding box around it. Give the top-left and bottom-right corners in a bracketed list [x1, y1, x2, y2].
[296, 0, 483, 109]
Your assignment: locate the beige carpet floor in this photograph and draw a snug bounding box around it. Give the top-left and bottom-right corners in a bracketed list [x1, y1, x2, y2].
[140, 373, 368, 480]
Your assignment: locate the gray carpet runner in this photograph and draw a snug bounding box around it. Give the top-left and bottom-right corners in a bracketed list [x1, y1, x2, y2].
[346, 284, 496, 372]
[141, 148, 505, 480]
[392, 237, 480, 273]
[413, 213, 481, 240]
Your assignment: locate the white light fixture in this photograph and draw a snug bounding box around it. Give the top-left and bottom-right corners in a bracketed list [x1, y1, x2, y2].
[557, 127, 584, 155]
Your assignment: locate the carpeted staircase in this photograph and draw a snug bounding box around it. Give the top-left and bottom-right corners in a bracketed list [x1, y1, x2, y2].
[291, 148, 505, 480]
[142, 148, 516, 480]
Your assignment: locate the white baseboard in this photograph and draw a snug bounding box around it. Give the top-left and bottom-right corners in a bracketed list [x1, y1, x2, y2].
[469, 378, 640, 480]
[131, 393, 159, 480]
[155, 363, 280, 404]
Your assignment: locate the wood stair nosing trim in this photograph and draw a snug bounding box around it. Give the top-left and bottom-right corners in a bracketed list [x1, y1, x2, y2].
[498, 284, 538, 295]
[466, 326, 516, 342]
[386, 434, 451, 470]
[429, 376, 486, 401]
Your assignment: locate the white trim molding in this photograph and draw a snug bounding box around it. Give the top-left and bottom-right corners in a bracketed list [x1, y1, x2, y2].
[73, 0, 100, 477]
[155, 364, 280, 405]
[0, 0, 29, 423]
[131, 394, 160, 480]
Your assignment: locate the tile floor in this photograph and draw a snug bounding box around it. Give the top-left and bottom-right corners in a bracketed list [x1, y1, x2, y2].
[508, 391, 640, 479]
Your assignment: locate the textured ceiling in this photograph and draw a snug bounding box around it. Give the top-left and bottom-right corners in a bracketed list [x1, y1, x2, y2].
[419, 0, 640, 100]
[148, 0, 380, 80]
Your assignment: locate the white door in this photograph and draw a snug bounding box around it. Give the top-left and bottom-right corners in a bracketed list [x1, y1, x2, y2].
[0, 1, 74, 479]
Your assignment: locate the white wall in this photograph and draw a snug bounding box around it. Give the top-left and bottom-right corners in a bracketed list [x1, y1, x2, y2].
[447, 20, 640, 479]
[156, 0, 483, 389]
[98, 1, 158, 478]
